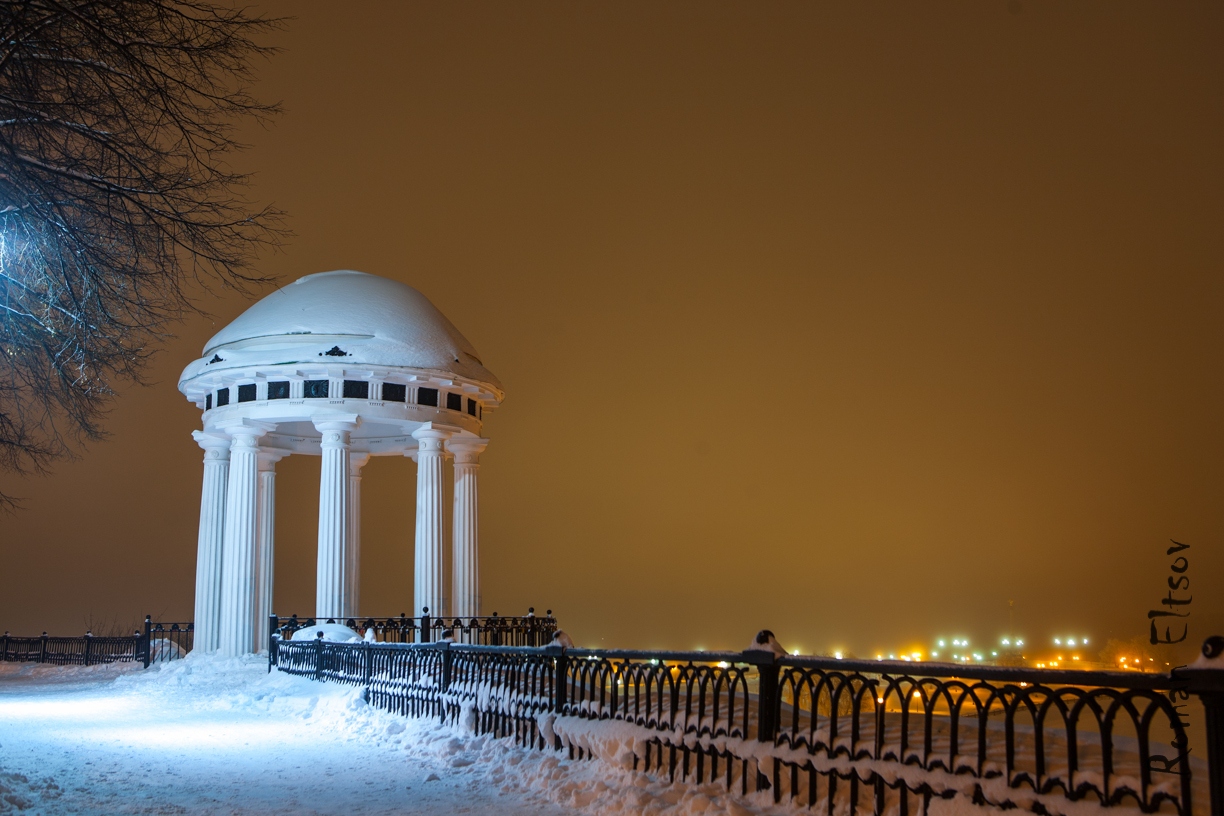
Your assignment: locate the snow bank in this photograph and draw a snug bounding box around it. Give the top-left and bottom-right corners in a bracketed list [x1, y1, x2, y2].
[149, 637, 187, 662]
[289, 623, 362, 642]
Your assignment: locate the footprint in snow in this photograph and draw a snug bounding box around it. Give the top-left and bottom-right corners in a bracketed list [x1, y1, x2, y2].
[425, 774, 441, 782]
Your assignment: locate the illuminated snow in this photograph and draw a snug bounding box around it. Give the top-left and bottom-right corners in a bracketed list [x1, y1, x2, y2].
[0, 657, 802, 816]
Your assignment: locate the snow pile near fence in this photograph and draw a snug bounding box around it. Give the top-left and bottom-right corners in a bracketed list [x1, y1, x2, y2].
[405, 720, 779, 816]
[289, 622, 362, 642]
[544, 714, 1156, 816]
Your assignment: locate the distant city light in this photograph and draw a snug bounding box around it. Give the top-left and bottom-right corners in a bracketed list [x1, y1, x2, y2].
[834, 651, 843, 659]
[938, 640, 945, 647]
[1068, 639, 1076, 646]
[1002, 639, 1010, 645]
[1054, 638, 1061, 645]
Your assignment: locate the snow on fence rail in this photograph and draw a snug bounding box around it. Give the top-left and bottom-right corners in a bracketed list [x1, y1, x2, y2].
[271, 632, 1224, 816]
[0, 617, 192, 667]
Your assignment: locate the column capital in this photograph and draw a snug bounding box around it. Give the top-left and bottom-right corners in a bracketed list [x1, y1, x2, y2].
[192, 431, 231, 460]
[216, 419, 276, 442]
[411, 422, 458, 455]
[446, 437, 489, 465]
[350, 450, 371, 473]
[257, 447, 288, 473]
[313, 414, 362, 435]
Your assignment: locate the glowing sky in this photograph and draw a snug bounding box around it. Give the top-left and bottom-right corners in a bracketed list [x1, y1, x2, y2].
[1, 2, 1220, 661]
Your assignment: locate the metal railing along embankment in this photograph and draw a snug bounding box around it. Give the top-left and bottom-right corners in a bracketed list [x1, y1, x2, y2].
[272, 632, 1224, 816]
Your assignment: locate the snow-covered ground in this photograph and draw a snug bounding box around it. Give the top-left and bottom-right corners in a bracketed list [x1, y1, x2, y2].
[0, 657, 802, 816]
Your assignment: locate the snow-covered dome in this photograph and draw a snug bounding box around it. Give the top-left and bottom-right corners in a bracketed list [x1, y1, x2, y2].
[178, 270, 503, 451]
[187, 270, 500, 390]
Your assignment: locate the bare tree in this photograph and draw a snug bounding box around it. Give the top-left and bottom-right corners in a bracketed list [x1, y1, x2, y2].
[0, 0, 284, 508]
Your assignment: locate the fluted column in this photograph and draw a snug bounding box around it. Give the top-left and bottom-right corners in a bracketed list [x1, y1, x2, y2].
[346, 452, 370, 619]
[315, 416, 361, 621]
[217, 421, 273, 656]
[448, 438, 488, 620]
[254, 448, 286, 653]
[411, 424, 454, 618]
[192, 431, 231, 654]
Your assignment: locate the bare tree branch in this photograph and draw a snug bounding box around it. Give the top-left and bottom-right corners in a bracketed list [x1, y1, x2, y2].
[0, 0, 286, 510]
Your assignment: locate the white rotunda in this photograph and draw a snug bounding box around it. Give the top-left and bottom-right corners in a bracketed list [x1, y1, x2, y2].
[178, 270, 504, 656]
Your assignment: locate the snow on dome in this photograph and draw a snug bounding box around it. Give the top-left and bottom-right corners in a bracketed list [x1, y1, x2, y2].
[181, 270, 500, 392]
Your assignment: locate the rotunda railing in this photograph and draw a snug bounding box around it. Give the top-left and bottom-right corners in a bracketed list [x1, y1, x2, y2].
[270, 609, 558, 648]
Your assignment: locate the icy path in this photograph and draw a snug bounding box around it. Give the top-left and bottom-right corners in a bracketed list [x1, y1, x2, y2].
[0, 657, 794, 816]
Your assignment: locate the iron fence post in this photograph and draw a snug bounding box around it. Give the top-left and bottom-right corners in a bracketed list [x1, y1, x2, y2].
[549, 644, 568, 750]
[1197, 690, 1224, 816]
[314, 631, 324, 681]
[1188, 636, 1224, 816]
[268, 614, 278, 673]
[2, 631, 7, 663]
[40, 632, 47, 663]
[421, 608, 431, 644]
[83, 631, 92, 666]
[363, 640, 373, 700]
[439, 642, 452, 725]
[441, 642, 452, 692]
[143, 615, 152, 669]
[744, 649, 781, 798]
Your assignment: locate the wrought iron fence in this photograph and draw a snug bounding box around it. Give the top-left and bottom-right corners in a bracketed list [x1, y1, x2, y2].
[271, 634, 1224, 816]
[269, 608, 557, 647]
[146, 619, 193, 664]
[0, 617, 194, 668]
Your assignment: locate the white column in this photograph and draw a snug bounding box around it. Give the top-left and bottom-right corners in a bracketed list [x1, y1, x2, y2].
[447, 438, 488, 620]
[192, 431, 230, 653]
[314, 416, 361, 621]
[217, 421, 273, 656]
[254, 448, 285, 653]
[411, 424, 454, 618]
[346, 452, 370, 619]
